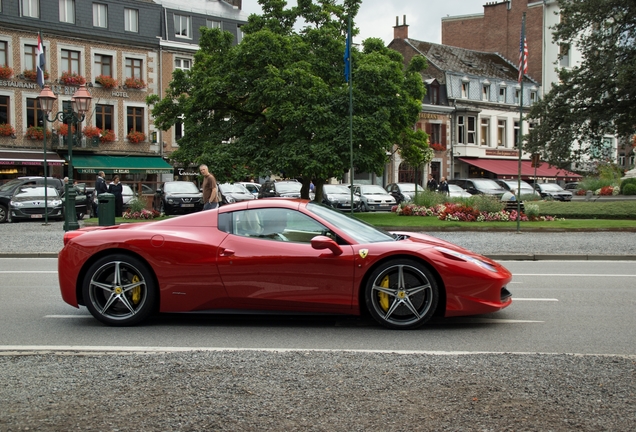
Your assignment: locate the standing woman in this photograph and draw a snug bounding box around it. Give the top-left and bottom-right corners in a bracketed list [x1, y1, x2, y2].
[108, 175, 124, 217]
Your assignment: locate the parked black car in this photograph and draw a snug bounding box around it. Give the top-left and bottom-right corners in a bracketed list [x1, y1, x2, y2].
[385, 183, 424, 204]
[258, 180, 302, 198]
[0, 176, 65, 223]
[534, 183, 573, 201]
[447, 178, 507, 199]
[153, 181, 204, 215]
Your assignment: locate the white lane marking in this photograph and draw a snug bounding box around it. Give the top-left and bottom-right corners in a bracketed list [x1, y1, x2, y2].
[445, 318, 543, 324]
[514, 274, 636, 277]
[512, 298, 559, 302]
[45, 315, 93, 319]
[4, 346, 632, 359]
[0, 271, 57, 274]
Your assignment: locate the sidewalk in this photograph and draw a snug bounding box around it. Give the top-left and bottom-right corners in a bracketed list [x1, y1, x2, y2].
[2, 219, 636, 260]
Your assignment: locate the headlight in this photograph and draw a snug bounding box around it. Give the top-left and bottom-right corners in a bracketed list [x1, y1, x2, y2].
[226, 196, 235, 203]
[167, 198, 175, 204]
[435, 247, 497, 272]
[11, 201, 22, 207]
[51, 200, 62, 206]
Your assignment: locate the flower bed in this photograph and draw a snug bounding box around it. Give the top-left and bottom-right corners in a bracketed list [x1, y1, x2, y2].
[394, 202, 559, 222]
[122, 209, 159, 220]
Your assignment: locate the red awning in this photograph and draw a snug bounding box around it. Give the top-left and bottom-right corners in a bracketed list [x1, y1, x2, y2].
[457, 158, 582, 181]
[0, 150, 64, 166]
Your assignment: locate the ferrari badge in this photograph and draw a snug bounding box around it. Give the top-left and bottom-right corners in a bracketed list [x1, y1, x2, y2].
[359, 249, 368, 259]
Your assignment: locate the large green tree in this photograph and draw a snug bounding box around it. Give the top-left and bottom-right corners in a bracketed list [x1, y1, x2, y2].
[526, 0, 636, 167]
[147, 0, 429, 200]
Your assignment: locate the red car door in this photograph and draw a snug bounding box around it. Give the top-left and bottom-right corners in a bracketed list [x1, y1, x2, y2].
[216, 234, 356, 313]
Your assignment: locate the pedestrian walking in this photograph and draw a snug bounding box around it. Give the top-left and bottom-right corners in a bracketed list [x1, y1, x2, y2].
[200, 164, 219, 210]
[427, 174, 438, 192]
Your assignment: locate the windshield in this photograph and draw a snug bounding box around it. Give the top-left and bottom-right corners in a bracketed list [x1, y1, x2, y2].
[360, 185, 388, 195]
[275, 182, 302, 193]
[472, 179, 505, 191]
[541, 183, 565, 192]
[15, 187, 59, 198]
[0, 179, 23, 192]
[448, 184, 464, 192]
[164, 182, 199, 193]
[221, 183, 249, 194]
[307, 202, 394, 244]
[324, 184, 351, 194]
[502, 180, 533, 190]
[398, 184, 423, 193]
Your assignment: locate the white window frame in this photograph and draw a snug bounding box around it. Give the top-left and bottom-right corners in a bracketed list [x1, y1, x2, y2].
[480, 118, 490, 146]
[59, 0, 75, 24]
[175, 14, 192, 39]
[466, 116, 476, 144]
[497, 119, 507, 147]
[21, 0, 39, 18]
[174, 57, 192, 71]
[91, 47, 117, 84]
[461, 82, 469, 99]
[498, 87, 507, 103]
[206, 19, 221, 29]
[124, 8, 139, 33]
[93, 3, 108, 28]
[482, 85, 490, 101]
[560, 44, 570, 67]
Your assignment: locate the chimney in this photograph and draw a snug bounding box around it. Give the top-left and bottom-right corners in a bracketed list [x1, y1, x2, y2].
[393, 15, 409, 39]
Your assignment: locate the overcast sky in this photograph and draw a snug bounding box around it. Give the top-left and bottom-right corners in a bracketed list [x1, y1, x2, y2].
[240, 0, 486, 45]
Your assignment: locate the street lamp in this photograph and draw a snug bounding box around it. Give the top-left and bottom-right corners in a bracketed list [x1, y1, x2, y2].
[38, 84, 92, 231]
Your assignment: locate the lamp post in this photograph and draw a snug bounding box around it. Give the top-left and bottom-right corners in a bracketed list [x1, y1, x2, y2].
[37, 84, 92, 231]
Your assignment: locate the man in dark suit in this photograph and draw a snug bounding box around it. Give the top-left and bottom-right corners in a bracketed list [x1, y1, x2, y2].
[93, 171, 108, 217]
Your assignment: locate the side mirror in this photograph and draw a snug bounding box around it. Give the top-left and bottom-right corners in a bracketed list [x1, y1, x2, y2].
[311, 235, 343, 256]
[155, 189, 162, 194]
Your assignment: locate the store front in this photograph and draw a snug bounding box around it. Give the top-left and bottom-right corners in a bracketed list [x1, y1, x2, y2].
[0, 150, 65, 183]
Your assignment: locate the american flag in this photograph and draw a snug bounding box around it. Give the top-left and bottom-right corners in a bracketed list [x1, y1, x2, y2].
[518, 32, 528, 83]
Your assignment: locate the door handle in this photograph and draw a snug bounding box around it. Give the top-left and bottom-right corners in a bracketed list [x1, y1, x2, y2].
[220, 248, 235, 256]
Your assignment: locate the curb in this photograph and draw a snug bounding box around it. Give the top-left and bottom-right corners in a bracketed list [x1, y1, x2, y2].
[486, 254, 636, 261]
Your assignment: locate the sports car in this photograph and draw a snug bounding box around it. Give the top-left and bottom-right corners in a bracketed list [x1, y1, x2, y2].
[58, 199, 512, 329]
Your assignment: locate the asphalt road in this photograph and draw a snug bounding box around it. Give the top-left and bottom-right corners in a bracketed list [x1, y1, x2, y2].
[1, 258, 634, 356]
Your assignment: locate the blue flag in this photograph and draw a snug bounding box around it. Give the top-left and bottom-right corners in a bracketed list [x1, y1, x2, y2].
[344, 29, 351, 82]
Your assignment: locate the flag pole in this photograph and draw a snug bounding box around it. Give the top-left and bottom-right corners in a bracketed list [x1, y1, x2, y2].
[346, 16, 354, 215]
[516, 13, 527, 233]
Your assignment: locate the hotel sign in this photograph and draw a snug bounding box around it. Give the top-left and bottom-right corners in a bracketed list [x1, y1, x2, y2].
[485, 149, 519, 157]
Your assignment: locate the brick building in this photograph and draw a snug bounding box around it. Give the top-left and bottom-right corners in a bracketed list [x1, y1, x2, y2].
[388, 17, 579, 184]
[0, 0, 246, 186]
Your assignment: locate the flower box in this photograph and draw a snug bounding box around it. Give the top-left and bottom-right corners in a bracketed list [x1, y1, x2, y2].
[127, 130, 146, 143]
[124, 77, 146, 89]
[26, 126, 52, 140]
[0, 123, 16, 137]
[60, 71, 86, 86]
[57, 123, 76, 137]
[22, 69, 49, 82]
[95, 75, 118, 89]
[0, 65, 14, 80]
[82, 125, 102, 138]
[100, 129, 116, 143]
[430, 143, 446, 152]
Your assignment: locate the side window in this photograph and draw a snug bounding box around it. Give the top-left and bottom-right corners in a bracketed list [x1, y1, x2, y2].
[231, 208, 330, 243]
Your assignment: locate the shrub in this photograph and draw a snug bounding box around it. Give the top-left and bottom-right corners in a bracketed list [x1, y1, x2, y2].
[467, 194, 504, 213]
[127, 198, 146, 214]
[524, 203, 540, 218]
[623, 184, 636, 195]
[412, 190, 447, 208]
[579, 177, 614, 193]
[620, 178, 636, 194]
[0, 123, 15, 136]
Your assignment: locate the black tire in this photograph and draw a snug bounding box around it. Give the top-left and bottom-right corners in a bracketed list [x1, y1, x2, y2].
[82, 254, 157, 326]
[77, 211, 84, 220]
[364, 259, 438, 329]
[0, 205, 7, 223]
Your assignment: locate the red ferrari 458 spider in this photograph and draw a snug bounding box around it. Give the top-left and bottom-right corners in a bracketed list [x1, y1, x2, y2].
[58, 199, 512, 329]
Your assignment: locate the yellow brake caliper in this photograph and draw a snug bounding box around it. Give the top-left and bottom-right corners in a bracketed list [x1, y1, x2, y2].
[378, 275, 390, 311]
[131, 275, 141, 305]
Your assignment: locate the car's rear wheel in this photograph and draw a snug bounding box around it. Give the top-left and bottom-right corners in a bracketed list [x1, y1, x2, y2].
[0, 205, 7, 223]
[82, 254, 157, 326]
[364, 259, 438, 329]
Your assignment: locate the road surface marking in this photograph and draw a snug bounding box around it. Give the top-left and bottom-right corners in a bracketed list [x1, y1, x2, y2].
[0, 271, 57, 274]
[512, 298, 558, 301]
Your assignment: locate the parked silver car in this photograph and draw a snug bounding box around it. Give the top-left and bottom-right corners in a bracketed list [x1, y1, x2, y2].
[534, 183, 573, 201]
[9, 186, 63, 222]
[495, 179, 540, 197]
[322, 184, 361, 211]
[447, 184, 472, 198]
[351, 184, 396, 211]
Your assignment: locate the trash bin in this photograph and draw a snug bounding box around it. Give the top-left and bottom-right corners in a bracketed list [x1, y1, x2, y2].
[98, 193, 115, 226]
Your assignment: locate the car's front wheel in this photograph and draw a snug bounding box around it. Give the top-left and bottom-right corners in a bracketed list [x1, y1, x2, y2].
[364, 259, 438, 329]
[82, 254, 157, 326]
[0, 205, 7, 223]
